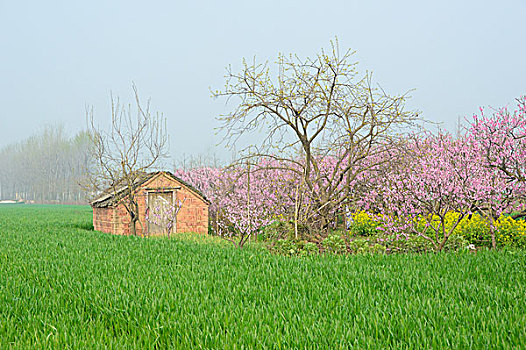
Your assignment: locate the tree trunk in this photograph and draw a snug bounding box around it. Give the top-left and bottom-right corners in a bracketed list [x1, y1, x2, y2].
[489, 216, 497, 250]
[130, 218, 137, 236]
[438, 238, 446, 252]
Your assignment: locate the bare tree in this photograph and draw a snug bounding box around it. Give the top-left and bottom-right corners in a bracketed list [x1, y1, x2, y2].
[214, 40, 419, 232]
[85, 84, 168, 235]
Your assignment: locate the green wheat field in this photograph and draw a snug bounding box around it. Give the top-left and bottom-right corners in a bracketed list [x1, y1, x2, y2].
[1, 205, 525, 348]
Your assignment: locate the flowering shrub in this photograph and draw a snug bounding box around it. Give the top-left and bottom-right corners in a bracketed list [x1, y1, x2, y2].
[264, 210, 526, 256]
[348, 211, 382, 236]
[347, 210, 526, 249]
[495, 216, 526, 248]
[454, 214, 489, 246]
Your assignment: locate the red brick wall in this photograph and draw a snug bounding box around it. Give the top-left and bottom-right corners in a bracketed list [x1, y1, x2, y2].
[113, 203, 131, 236]
[92, 172, 209, 236]
[92, 206, 114, 234]
[174, 185, 209, 234]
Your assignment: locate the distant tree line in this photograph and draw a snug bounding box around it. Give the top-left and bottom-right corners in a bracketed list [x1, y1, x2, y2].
[0, 125, 92, 203]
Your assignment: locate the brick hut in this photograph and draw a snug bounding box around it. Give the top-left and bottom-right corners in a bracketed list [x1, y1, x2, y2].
[91, 171, 209, 235]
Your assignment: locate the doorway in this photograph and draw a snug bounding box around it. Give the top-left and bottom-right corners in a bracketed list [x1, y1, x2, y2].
[147, 191, 174, 235]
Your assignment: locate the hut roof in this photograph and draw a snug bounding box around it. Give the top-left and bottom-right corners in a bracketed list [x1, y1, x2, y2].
[90, 171, 209, 208]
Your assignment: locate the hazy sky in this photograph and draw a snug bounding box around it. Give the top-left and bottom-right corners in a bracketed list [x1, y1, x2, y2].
[1, 0, 525, 160]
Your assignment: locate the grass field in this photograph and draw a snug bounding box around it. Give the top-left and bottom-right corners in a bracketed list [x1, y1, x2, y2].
[1, 205, 525, 348]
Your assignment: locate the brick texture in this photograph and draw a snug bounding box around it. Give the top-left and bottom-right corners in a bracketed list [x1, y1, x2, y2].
[92, 172, 209, 236]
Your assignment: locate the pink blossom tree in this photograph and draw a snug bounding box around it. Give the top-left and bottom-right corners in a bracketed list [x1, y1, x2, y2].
[175, 163, 298, 247]
[361, 133, 497, 250]
[469, 96, 526, 184]
[466, 97, 526, 247]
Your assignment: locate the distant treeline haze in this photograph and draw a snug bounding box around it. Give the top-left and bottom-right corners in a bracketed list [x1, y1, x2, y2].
[0, 126, 91, 203]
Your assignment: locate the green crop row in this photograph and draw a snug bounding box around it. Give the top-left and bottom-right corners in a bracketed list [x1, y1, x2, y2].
[1, 205, 525, 348]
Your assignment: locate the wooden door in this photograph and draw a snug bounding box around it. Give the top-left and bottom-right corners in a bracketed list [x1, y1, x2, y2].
[147, 191, 174, 235]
